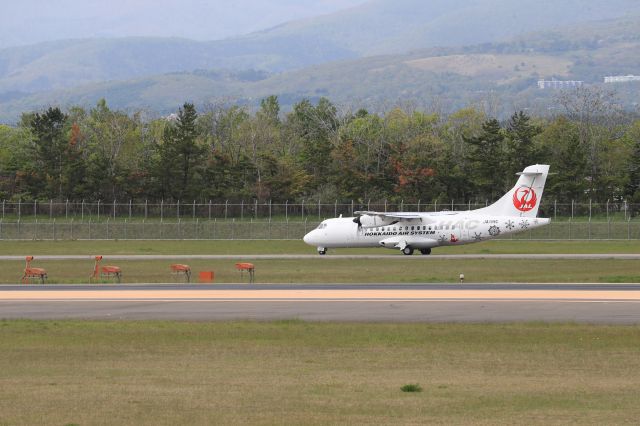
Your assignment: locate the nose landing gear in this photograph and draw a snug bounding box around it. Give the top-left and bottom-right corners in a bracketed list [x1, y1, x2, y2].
[402, 246, 414, 256]
[318, 247, 327, 255]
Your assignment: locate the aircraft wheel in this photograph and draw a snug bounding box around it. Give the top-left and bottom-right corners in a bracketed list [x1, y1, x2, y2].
[420, 248, 432, 255]
[402, 247, 414, 256]
[318, 248, 327, 255]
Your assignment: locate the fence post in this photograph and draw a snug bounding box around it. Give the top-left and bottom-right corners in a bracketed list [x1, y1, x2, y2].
[624, 200, 628, 221]
[334, 200, 337, 217]
[554, 199, 556, 221]
[177, 200, 180, 219]
[628, 217, 631, 240]
[53, 219, 56, 241]
[125, 219, 127, 240]
[255, 199, 258, 220]
[608, 218, 611, 240]
[434, 200, 437, 212]
[225, 200, 228, 220]
[193, 200, 196, 220]
[161, 200, 164, 222]
[34, 200, 37, 220]
[129, 200, 132, 219]
[269, 200, 272, 220]
[49, 200, 53, 220]
[145, 200, 148, 220]
[232, 218, 235, 240]
[418, 199, 421, 212]
[588, 217, 591, 240]
[241, 200, 244, 220]
[80, 199, 83, 221]
[113, 199, 116, 220]
[71, 218, 73, 240]
[209, 200, 212, 220]
[569, 218, 572, 240]
[384, 199, 387, 213]
[285, 200, 288, 221]
[97, 200, 100, 221]
[1, 200, 3, 220]
[301, 199, 305, 220]
[589, 199, 592, 221]
[318, 198, 321, 220]
[606, 200, 609, 221]
[571, 200, 574, 220]
[351, 200, 354, 216]
[400, 200, 403, 212]
[107, 218, 110, 239]
[18, 199, 21, 221]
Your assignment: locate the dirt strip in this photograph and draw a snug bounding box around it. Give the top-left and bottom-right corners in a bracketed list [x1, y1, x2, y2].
[3, 289, 640, 301]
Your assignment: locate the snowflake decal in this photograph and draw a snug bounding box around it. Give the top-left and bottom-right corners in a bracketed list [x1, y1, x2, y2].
[488, 226, 501, 237]
[505, 220, 515, 231]
[520, 220, 530, 230]
[473, 232, 483, 241]
[438, 234, 448, 243]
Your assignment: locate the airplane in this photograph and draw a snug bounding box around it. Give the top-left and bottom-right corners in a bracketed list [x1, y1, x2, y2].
[303, 164, 550, 255]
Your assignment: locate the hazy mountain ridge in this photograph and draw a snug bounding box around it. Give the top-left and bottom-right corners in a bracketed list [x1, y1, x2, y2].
[2, 1, 640, 122]
[3, 0, 640, 96]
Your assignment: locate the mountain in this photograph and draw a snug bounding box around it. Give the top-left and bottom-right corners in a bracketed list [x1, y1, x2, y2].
[2, 0, 640, 97]
[0, 0, 367, 49]
[3, 14, 640, 123]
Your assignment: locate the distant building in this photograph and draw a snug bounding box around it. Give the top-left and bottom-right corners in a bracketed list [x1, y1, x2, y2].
[537, 79, 584, 90]
[604, 75, 640, 83]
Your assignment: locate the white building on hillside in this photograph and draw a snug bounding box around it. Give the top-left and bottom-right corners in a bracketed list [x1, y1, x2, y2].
[604, 75, 640, 83]
[537, 79, 584, 89]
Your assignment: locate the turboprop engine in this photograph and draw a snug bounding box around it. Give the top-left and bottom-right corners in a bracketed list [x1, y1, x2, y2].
[353, 214, 398, 229]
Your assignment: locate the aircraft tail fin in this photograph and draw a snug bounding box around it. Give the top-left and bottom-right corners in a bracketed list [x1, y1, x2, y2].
[471, 164, 550, 218]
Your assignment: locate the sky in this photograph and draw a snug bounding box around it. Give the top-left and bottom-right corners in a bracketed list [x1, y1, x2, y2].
[0, 0, 368, 48]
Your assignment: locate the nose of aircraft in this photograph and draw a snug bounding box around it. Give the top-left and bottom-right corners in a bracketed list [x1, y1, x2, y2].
[303, 230, 316, 245]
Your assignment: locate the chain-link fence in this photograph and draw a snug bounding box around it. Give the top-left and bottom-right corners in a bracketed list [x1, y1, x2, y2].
[0, 219, 639, 240]
[0, 199, 637, 222]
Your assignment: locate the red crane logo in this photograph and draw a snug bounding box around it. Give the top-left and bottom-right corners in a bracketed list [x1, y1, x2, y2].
[513, 187, 537, 212]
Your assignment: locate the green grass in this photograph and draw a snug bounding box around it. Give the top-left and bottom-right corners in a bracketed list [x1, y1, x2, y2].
[2, 258, 639, 284]
[0, 239, 639, 255]
[0, 321, 639, 425]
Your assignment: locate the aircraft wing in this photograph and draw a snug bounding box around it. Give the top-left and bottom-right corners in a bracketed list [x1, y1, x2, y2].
[354, 211, 433, 222]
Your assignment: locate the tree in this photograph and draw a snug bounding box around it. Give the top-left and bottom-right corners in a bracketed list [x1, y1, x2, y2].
[157, 103, 205, 200]
[464, 118, 506, 200]
[27, 107, 69, 198]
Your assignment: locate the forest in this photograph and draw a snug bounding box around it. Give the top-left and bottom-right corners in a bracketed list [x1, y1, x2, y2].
[0, 89, 639, 206]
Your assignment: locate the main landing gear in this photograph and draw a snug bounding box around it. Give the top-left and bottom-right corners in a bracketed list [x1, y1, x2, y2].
[402, 247, 432, 256]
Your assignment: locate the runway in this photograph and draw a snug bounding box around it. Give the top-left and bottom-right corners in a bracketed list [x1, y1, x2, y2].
[1, 283, 640, 323]
[1, 254, 640, 260]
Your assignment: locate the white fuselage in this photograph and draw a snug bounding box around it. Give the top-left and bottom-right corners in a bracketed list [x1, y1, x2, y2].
[303, 212, 550, 250]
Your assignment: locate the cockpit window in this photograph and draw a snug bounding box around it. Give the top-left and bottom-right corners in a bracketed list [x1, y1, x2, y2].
[317, 223, 327, 230]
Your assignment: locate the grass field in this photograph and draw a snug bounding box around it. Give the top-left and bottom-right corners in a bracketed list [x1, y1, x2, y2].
[0, 239, 639, 255]
[2, 258, 640, 284]
[1, 240, 639, 284]
[0, 321, 638, 425]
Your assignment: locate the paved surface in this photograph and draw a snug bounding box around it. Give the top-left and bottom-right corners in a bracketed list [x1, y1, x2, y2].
[1, 283, 640, 323]
[1, 254, 640, 260]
